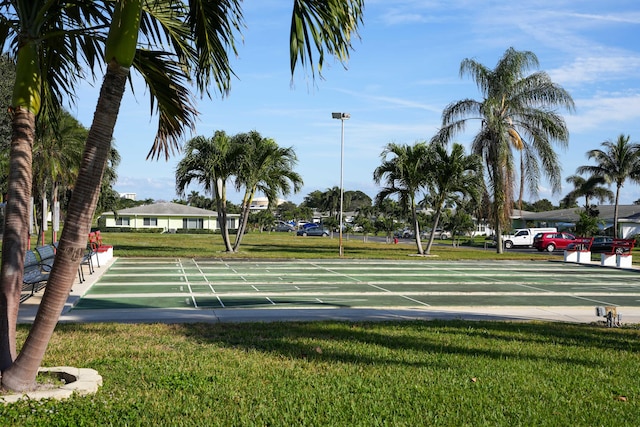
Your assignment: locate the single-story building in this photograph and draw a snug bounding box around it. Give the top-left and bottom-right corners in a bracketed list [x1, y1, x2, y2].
[99, 202, 239, 232]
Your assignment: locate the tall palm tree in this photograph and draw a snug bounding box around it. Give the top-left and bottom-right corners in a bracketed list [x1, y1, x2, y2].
[2, 0, 364, 392]
[373, 142, 431, 255]
[32, 110, 88, 244]
[423, 143, 483, 255]
[321, 186, 342, 219]
[232, 131, 302, 251]
[561, 174, 614, 209]
[94, 146, 123, 221]
[0, 54, 15, 186]
[576, 134, 640, 237]
[176, 131, 237, 252]
[433, 47, 574, 253]
[0, 0, 108, 377]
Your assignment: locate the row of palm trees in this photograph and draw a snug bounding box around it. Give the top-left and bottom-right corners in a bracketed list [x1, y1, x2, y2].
[175, 130, 302, 252]
[430, 47, 575, 254]
[369, 48, 575, 255]
[373, 141, 483, 255]
[0, 0, 364, 392]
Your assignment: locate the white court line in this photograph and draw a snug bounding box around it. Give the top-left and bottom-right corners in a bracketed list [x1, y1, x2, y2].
[191, 258, 211, 284]
[177, 259, 198, 308]
[306, 261, 363, 283]
[91, 258, 640, 310]
[400, 295, 431, 306]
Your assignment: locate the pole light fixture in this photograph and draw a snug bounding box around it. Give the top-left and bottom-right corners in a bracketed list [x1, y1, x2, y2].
[331, 112, 350, 257]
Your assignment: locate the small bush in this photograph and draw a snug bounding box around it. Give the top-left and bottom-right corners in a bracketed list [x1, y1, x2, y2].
[175, 228, 215, 234]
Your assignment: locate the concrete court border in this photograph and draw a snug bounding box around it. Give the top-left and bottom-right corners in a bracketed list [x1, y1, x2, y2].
[17, 257, 640, 325]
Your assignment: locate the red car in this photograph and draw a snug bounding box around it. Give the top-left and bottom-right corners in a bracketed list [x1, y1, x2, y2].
[533, 232, 576, 252]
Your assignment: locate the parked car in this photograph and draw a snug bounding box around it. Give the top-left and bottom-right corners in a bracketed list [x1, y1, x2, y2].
[296, 227, 330, 237]
[566, 236, 631, 254]
[437, 229, 452, 239]
[394, 229, 413, 239]
[301, 222, 320, 230]
[502, 227, 557, 249]
[533, 232, 576, 252]
[420, 228, 451, 239]
[272, 222, 295, 232]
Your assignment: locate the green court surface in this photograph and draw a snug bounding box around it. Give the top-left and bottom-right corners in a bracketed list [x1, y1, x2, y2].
[71, 258, 640, 311]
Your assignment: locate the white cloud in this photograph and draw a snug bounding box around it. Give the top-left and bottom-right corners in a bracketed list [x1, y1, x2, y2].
[567, 94, 640, 133]
[549, 56, 640, 86]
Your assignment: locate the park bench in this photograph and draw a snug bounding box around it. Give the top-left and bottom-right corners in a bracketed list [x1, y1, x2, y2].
[563, 237, 593, 264]
[22, 249, 49, 302]
[78, 243, 95, 282]
[35, 244, 56, 271]
[601, 239, 635, 268]
[51, 242, 95, 283]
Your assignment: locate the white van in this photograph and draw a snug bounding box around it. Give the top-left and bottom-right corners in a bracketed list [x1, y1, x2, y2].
[502, 227, 557, 249]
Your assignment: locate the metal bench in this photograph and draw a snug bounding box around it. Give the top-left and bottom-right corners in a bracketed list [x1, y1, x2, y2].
[35, 244, 56, 271]
[50, 242, 95, 283]
[22, 250, 49, 302]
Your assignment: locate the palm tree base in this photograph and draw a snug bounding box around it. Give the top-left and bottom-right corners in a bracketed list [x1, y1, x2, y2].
[1, 366, 102, 399]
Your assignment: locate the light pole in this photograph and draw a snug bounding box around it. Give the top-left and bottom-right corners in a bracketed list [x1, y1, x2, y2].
[332, 112, 350, 257]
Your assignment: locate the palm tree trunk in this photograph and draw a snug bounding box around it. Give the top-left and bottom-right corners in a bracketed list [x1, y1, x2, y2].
[0, 109, 35, 372]
[425, 206, 443, 255]
[52, 181, 59, 243]
[233, 190, 255, 251]
[614, 185, 621, 238]
[518, 154, 524, 213]
[1, 62, 128, 392]
[213, 178, 233, 252]
[411, 202, 424, 255]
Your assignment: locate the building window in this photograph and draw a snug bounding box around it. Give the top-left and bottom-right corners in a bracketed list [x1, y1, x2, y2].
[183, 218, 204, 229]
[115, 216, 130, 226]
[143, 217, 157, 226]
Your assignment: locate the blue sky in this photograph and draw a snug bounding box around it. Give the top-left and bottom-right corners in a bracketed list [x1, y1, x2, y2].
[71, 0, 640, 206]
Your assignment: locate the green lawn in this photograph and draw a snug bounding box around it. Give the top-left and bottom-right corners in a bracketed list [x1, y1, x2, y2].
[91, 231, 563, 261]
[2, 231, 639, 425]
[2, 321, 639, 426]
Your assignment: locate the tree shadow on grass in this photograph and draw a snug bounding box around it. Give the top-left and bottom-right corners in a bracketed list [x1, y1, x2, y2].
[174, 319, 638, 369]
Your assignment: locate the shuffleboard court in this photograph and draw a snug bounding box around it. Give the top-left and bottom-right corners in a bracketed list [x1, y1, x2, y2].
[72, 258, 640, 313]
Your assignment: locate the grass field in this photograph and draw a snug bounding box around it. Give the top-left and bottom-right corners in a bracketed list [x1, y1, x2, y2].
[2, 321, 640, 426]
[88, 231, 559, 260]
[2, 231, 639, 425]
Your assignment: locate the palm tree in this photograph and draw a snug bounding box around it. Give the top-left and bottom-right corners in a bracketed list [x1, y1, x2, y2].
[433, 47, 574, 253]
[232, 131, 302, 251]
[321, 186, 342, 219]
[561, 174, 614, 209]
[576, 134, 640, 237]
[0, 0, 109, 378]
[2, 0, 364, 392]
[32, 110, 88, 244]
[373, 142, 431, 255]
[94, 146, 123, 221]
[176, 131, 237, 252]
[0, 54, 15, 190]
[423, 143, 483, 254]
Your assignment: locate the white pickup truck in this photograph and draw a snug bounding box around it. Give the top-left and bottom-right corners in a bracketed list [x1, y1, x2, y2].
[502, 227, 557, 249]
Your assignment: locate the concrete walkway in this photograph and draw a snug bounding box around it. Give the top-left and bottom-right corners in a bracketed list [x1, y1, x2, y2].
[18, 257, 640, 325]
